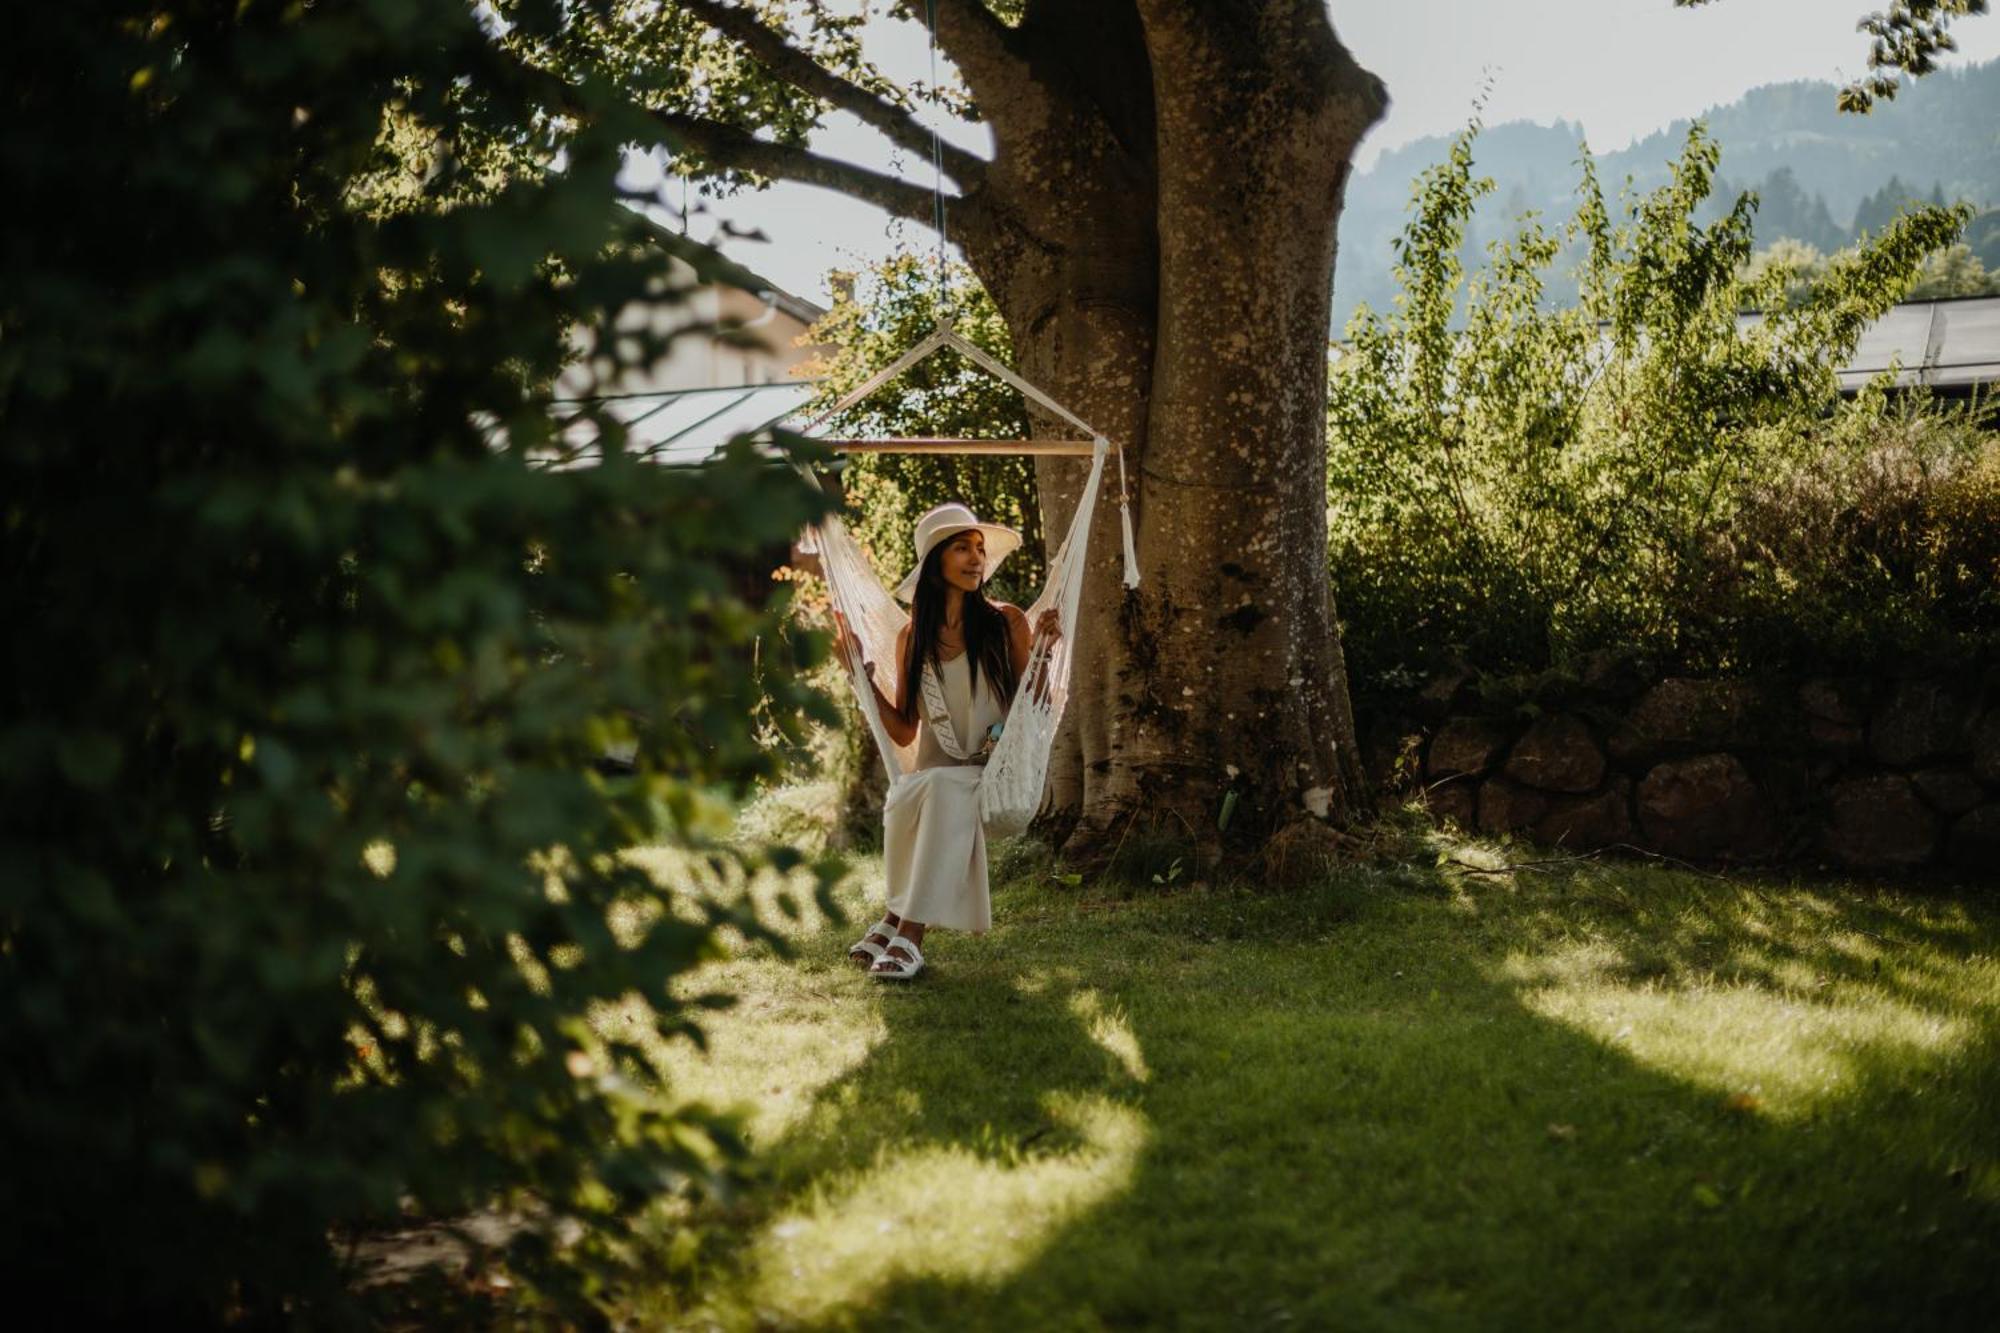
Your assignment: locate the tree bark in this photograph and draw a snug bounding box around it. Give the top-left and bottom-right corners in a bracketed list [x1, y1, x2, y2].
[950, 0, 1386, 858]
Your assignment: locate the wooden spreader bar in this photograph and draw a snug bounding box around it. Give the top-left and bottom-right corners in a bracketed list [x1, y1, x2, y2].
[818, 438, 1099, 456]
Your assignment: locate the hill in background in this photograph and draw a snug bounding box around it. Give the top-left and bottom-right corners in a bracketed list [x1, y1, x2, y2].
[1335, 58, 2000, 323]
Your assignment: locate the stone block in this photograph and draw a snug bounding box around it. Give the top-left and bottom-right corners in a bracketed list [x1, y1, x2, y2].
[1947, 804, 2000, 877]
[1503, 713, 1606, 794]
[1478, 778, 1550, 835]
[1806, 716, 1867, 757]
[1799, 677, 1872, 727]
[1912, 768, 1986, 818]
[1974, 708, 2000, 787]
[1534, 777, 1634, 851]
[1636, 753, 1775, 860]
[1869, 678, 1982, 767]
[1428, 716, 1516, 781]
[1822, 773, 1941, 870]
[1412, 667, 1475, 721]
[1577, 648, 1656, 699]
[1610, 679, 1769, 763]
[1426, 778, 1478, 831]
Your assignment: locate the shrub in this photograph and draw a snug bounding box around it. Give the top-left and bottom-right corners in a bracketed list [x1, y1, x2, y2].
[1326, 118, 1989, 691]
[1, 2, 835, 1321]
[1707, 397, 1999, 668]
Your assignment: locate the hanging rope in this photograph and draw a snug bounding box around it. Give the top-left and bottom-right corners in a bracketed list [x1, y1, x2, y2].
[803, 2, 1140, 590]
[925, 0, 948, 307]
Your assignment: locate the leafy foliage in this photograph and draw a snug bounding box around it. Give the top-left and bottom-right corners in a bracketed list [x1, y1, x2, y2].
[1742, 238, 2000, 303]
[1327, 120, 1993, 691]
[1, 1, 835, 1322]
[798, 253, 1046, 610]
[491, 0, 966, 206]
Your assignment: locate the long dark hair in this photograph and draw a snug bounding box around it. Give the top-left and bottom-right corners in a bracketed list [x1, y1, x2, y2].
[900, 534, 1017, 723]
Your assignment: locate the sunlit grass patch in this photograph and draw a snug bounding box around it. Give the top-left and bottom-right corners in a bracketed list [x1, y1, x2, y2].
[1489, 866, 2000, 1118]
[733, 1092, 1146, 1323]
[613, 817, 2000, 1330]
[1511, 964, 1980, 1117]
[1069, 988, 1150, 1084]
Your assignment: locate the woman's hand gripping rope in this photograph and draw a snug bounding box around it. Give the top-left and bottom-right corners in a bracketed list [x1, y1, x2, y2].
[830, 608, 866, 677]
[1026, 606, 1061, 707]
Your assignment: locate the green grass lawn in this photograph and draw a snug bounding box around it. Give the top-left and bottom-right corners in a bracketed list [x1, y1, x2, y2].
[620, 816, 2000, 1331]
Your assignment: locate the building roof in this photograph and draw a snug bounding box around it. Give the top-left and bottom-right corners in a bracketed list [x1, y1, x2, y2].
[627, 208, 828, 327]
[543, 380, 819, 469]
[530, 213, 829, 466]
[1827, 293, 2000, 392]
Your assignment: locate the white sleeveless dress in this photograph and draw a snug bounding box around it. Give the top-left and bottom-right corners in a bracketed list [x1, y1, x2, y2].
[881, 651, 1009, 932]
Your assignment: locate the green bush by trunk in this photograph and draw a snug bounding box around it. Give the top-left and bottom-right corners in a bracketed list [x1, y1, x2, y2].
[1, 3, 835, 1322]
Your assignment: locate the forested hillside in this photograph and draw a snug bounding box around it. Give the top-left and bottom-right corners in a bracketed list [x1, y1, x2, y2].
[1336, 58, 2000, 322]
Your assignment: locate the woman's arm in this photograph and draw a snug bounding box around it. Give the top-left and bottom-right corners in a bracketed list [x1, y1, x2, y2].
[998, 603, 1061, 696]
[833, 612, 918, 747]
[1000, 604, 1033, 684]
[882, 624, 917, 747]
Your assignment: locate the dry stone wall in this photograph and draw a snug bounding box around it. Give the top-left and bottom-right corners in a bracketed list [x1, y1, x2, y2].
[1360, 664, 2000, 877]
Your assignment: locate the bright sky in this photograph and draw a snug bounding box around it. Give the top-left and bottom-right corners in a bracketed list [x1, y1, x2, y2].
[621, 0, 2000, 307]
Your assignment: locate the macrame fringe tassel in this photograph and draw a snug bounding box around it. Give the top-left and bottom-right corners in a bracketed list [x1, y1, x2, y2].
[1103, 433, 1141, 589]
[1119, 498, 1139, 589]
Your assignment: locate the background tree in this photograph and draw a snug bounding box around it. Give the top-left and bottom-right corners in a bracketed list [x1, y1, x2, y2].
[1853, 176, 1950, 237]
[1742, 166, 1847, 251]
[2, 2, 835, 1321]
[1740, 237, 1834, 306]
[502, 0, 1389, 858]
[1906, 241, 2000, 295]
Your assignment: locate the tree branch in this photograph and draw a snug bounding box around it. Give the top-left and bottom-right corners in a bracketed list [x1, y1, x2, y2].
[674, 0, 987, 187]
[906, 0, 1033, 119]
[650, 108, 953, 227]
[471, 35, 969, 231]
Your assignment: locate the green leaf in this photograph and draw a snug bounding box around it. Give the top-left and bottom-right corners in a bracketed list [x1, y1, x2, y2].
[56, 732, 121, 789]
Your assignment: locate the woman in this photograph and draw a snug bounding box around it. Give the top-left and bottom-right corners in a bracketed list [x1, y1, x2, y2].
[832, 503, 1059, 981]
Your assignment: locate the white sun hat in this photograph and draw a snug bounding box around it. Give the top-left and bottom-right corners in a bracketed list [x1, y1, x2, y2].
[892, 502, 1023, 603]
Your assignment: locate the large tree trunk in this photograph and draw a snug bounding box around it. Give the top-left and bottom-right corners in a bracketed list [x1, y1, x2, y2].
[528, 0, 1383, 860]
[953, 0, 1385, 860]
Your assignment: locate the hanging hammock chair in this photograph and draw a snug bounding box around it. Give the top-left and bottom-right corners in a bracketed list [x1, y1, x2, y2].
[782, 318, 1138, 838]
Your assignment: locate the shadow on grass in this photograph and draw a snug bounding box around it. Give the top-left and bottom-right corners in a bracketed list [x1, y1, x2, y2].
[659, 855, 2000, 1331]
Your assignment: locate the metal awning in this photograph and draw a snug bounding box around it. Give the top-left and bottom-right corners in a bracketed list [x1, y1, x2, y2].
[1329, 294, 2000, 397]
[1830, 295, 2000, 392]
[537, 380, 821, 468]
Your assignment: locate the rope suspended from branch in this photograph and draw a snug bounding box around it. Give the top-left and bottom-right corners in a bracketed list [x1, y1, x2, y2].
[925, 0, 948, 305]
[928, 0, 952, 308]
[789, 0, 1140, 590]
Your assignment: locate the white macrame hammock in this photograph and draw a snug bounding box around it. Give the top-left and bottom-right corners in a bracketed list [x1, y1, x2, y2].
[786, 319, 1139, 838]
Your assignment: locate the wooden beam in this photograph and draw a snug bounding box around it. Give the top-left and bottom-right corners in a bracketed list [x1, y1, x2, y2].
[819, 438, 1099, 456]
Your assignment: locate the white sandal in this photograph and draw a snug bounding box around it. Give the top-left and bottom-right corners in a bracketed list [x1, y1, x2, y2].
[870, 935, 924, 981]
[848, 917, 898, 968]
